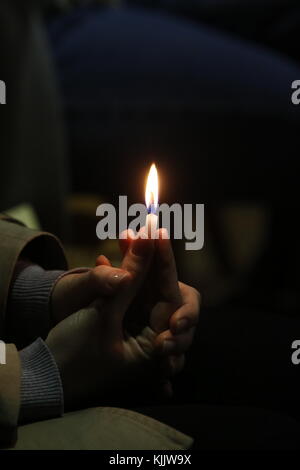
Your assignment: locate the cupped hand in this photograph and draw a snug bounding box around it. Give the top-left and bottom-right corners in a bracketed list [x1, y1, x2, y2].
[47, 235, 161, 409]
[97, 228, 201, 395]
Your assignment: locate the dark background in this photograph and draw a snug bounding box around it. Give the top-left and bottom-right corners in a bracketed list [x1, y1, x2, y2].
[1, 0, 300, 450]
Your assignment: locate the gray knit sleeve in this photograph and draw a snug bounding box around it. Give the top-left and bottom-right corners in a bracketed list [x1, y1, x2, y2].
[19, 338, 64, 424]
[7, 264, 64, 345]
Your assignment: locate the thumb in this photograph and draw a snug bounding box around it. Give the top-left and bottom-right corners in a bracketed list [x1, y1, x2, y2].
[150, 229, 182, 333]
[104, 230, 155, 333]
[52, 265, 130, 323]
[119, 229, 136, 256]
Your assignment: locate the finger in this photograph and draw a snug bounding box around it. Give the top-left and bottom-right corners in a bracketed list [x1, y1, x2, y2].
[150, 301, 178, 334]
[88, 265, 131, 295]
[119, 229, 136, 257]
[155, 229, 181, 305]
[52, 265, 130, 321]
[121, 227, 154, 281]
[149, 230, 182, 333]
[155, 328, 196, 356]
[103, 228, 155, 333]
[95, 255, 112, 267]
[179, 282, 202, 308]
[169, 283, 201, 335]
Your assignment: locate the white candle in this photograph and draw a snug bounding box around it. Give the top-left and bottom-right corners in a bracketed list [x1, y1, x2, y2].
[146, 212, 158, 239]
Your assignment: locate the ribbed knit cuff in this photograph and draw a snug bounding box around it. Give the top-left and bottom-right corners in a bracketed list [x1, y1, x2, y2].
[9, 265, 64, 342]
[19, 338, 64, 424]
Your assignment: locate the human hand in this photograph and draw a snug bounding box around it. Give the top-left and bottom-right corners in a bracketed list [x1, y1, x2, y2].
[46, 235, 162, 409]
[97, 228, 201, 396]
[51, 264, 130, 326]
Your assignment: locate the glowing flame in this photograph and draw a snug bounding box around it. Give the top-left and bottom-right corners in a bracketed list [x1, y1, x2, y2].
[145, 163, 159, 214]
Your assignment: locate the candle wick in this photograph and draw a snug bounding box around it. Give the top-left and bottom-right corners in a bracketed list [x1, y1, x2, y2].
[148, 204, 157, 215]
[147, 191, 156, 215]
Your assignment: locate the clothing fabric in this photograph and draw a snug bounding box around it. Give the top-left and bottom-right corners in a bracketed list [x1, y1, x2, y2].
[0, 215, 192, 449]
[8, 264, 65, 424]
[8, 264, 64, 348]
[0, 215, 67, 446]
[19, 338, 64, 424]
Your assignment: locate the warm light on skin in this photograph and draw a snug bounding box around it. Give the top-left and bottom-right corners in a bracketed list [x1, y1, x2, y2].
[145, 163, 159, 213]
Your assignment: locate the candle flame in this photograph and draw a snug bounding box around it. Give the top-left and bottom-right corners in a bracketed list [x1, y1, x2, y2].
[145, 163, 159, 214]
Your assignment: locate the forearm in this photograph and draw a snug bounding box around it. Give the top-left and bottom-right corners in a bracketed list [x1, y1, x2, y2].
[19, 338, 64, 424]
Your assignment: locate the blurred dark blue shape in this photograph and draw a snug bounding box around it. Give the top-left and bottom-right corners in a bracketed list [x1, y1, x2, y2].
[47, 5, 300, 202]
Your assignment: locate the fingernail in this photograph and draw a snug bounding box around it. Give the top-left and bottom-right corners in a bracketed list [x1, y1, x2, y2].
[175, 318, 189, 333]
[109, 270, 129, 287]
[163, 340, 176, 354]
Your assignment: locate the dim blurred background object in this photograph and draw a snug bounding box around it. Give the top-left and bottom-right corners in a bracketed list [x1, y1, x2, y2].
[0, 0, 69, 236]
[44, 0, 300, 310]
[1, 0, 300, 316]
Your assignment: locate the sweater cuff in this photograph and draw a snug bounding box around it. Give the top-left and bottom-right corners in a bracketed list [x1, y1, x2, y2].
[19, 338, 64, 424]
[8, 265, 64, 342]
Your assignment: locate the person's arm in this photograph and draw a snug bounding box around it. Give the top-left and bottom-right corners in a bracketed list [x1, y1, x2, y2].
[0, 337, 64, 440]
[0, 343, 21, 448]
[0, 215, 68, 337]
[0, 215, 67, 446]
[4, 259, 138, 428]
[18, 338, 64, 424]
[6, 263, 65, 348]
[5, 262, 65, 424]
